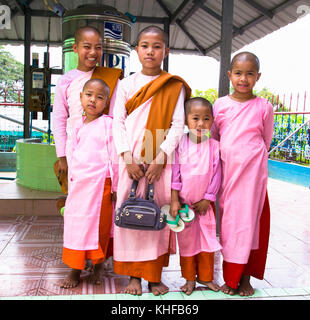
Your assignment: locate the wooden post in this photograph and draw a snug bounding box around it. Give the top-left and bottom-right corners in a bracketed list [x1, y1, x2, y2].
[218, 0, 234, 97]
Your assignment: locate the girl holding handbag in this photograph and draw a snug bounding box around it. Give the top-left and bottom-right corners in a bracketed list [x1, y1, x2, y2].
[112, 25, 191, 296]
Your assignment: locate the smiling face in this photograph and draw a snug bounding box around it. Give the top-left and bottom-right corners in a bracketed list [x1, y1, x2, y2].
[73, 30, 102, 72]
[186, 103, 214, 143]
[228, 59, 261, 97]
[80, 80, 108, 121]
[135, 31, 169, 76]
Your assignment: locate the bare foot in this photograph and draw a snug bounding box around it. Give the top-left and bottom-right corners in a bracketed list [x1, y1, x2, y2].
[220, 283, 237, 295]
[238, 275, 255, 296]
[60, 269, 81, 289]
[196, 278, 220, 292]
[148, 281, 169, 296]
[124, 277, 142, 295]
[88, 263, 103, 285]
[180, 280, 195, 295]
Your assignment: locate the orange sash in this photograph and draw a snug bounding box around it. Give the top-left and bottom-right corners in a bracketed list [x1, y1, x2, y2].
[91, 66, 123, 114]
[125, 70, 191, 163]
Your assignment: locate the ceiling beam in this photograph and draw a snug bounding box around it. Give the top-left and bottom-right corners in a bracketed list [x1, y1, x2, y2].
[29, 9, 59, 17]
[134, 16, 166, 24]
[181, 0, 201, 23]
[155, 0, 171, 18]
[243, 0, 274, 19]
[13, 0, 26, 14]
[198, 1, 243, 35]
[205, 0, 300, 54]
[156, 0, 206, 55]
[170, 0, 191, 23]
[29, 10, 167, 25]
[175, 18, 205, 55]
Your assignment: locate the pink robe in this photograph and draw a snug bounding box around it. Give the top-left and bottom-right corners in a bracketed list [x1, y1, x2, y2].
[52, 68, 119, 161]
[171, 135, 222, 257]
[63, 115, 118, 250]
[212, 95, 274, 264]
[112, 71, 186, 262]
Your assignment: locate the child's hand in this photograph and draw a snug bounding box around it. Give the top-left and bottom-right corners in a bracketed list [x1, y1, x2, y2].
[123, 151, 144, 181]
[112, 192, 117, 202]
[145, 163, 164, 184]
[170, 200, 181, 218]
[192, 199, 210, 216]
[145, 151, 167, 184]
[58, 156, 68, 175]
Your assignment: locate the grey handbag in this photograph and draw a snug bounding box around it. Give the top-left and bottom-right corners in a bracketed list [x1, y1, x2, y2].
[114, 180, 166, 230]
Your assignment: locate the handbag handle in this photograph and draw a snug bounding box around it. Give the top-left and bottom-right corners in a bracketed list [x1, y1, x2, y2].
[128, 179, 154, 201]
[128, 179, 138, 199]
[146, 183, 154, 201]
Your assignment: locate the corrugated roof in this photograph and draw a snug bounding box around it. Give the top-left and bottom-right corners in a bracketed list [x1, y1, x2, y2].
[0, 0, 307, 60]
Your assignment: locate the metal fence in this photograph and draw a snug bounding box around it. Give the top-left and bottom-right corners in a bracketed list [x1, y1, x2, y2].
[269, 92, 310, 165]
[0, 88, 309, 166]
[0, 88, 49, 151]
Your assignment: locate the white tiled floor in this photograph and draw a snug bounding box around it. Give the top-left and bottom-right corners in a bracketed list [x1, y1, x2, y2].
[0, 177, 310, 299]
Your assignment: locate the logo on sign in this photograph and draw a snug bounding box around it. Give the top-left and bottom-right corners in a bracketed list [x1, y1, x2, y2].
[104, 21, 123, 40]
[0, 5, 11, 30]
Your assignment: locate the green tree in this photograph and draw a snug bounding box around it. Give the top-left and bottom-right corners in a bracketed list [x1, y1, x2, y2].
[0, 45, 24, 102]
[193, 88, 218, 104]
[254, 87, 288, 111]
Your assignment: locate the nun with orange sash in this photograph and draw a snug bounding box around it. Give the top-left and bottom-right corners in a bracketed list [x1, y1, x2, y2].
[112, 26, 191, 296]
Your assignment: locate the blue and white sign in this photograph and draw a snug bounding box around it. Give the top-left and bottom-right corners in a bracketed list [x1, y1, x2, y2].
[104, 21, 123, 40]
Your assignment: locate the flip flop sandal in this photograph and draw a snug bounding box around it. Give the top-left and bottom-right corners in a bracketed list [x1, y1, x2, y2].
[178, 204, 195, 223]
[161, 205, 185, 232]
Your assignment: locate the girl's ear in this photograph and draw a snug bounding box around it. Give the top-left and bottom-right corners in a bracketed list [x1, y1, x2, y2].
[227, 70, 232, 81]
[256, 72, 262, 81]
[73, 43, 78, 53]
[164, 47, 170, 58]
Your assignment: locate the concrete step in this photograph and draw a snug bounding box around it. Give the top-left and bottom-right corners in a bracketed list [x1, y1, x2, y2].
[0, 174, 63, 216]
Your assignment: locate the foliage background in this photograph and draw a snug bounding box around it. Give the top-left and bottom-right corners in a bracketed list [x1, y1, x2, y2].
[0, 46, 24, 103]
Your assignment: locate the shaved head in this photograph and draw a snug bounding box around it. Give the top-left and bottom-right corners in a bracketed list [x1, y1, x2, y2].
[82, 78, 110, 97]
[74, 26, 102, 44]
[136, 25, 169, 47]
[185, 97, 213, 117]
[230, 51, 260, 72]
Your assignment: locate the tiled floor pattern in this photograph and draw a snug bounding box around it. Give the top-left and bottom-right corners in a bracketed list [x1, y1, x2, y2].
[0, 178, 310, 300]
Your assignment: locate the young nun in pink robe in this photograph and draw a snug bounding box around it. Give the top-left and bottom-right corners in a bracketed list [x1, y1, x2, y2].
[170, 97, 222, 296]
[112, 26, 191, 296]
[212, 52, 274, 296]
[61, 79, 118, 289]
[52, 26, 121, 190]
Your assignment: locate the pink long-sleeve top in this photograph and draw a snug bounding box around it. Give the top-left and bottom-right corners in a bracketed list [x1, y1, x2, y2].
[171, 134, 222, 255]
[52, 69, 86, 158]
[52, 68, 119, 158]
[171, 135, 221, 203]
